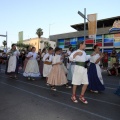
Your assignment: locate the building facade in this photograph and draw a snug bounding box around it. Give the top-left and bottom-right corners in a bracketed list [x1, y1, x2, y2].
[23, 37, 56, 52]
[50, 16, 120, 54]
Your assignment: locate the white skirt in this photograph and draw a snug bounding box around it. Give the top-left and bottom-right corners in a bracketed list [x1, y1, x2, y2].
[43, 64, 52, 77]
[7, 56, 17, 73]
[96, 64, 104, 84]
[23, 59, 40, 77]
[72, 65, 88, 85]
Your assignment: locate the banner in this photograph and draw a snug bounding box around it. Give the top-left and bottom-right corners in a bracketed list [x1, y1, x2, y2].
[87, 14, 97, 39]
[18, 31, 23, 43]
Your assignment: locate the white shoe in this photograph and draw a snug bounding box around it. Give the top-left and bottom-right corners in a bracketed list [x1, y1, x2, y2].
[46, 83, 50, 86]
[51, 87, 57, 91]
[66, 86, 72, 89]
[90, 90, 98, 93]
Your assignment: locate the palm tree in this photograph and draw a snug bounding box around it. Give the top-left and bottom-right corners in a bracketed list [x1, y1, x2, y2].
[2, 40, 7, 48]
[36, 28, 43, 38]
[36, 28, 43, 51]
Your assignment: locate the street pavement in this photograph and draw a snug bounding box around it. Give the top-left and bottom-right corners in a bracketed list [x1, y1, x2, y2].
[0, 65, 120, 120]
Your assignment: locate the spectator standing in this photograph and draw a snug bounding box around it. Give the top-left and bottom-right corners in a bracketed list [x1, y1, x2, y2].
[103, 52, 108, 70]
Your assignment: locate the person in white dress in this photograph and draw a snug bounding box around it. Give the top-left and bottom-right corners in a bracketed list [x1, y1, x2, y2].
[43, 47, 53, 84]
[40, 48, 46, 76]
[69, 41, 91, 104]
[23, 47, 40, 80]
[7, 44, 20, 79]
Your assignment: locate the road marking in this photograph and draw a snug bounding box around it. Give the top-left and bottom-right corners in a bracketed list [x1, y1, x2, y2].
[0, 75, 120, 107]
[105, 83, 118, 87]
[0, 81, 112, 120]
[105, 87, 116, 90]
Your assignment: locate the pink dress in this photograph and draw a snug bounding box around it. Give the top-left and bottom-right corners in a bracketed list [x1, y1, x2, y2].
[47, 54, 68, 86]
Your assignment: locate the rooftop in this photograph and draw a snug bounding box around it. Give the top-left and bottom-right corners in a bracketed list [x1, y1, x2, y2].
[23, 37, 49, 42]
[71, 16, 120, 31]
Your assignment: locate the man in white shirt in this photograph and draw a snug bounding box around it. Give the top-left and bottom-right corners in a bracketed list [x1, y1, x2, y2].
[69, 41, 91, 104]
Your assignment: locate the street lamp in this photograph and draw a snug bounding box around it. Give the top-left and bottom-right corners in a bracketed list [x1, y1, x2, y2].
[78, 8, 90, 41]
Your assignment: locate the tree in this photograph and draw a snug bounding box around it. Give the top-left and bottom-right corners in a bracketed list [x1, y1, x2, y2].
[36, 28, 43, 38]
[40, 41, 51, 49]
[16, 43, 32, 50]
[2, 40, 7, 48]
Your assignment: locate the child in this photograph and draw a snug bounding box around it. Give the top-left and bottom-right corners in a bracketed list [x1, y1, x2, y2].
[23, 47, 40, 80]
[39, 48, 46, 77]
[69, 41, 91, 104]
[43, 47, 53, 84]
[47, 47, 70, 91]
[88, 45, 105, 93]
[59, 48, 68, 75]
[67, 48, 76, 82]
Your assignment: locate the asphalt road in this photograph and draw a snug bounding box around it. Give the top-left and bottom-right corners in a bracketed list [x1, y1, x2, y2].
[0, 65, 120, 120]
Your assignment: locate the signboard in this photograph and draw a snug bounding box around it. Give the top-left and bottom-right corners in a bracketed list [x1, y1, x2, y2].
[87, 14, 97, 39]
[109, 20, 120, 33]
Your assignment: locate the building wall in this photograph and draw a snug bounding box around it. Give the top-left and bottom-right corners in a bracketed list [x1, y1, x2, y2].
[50, 27, 120, 54]
[50, 27, 111, 41]
[23, 38, 39, 51]
[23, 37, 56, 52]
[40, 38, 56, 50]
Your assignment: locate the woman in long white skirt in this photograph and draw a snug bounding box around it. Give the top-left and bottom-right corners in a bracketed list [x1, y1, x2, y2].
[23, 47, 40, 80]
[7, 44, 20, 79]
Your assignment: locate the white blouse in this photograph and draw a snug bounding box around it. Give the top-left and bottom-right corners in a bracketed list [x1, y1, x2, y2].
[69, 49, 90, 62]
[43, 53, 53, 62]
[7, 50, 20, 57]
[52, 54, 61, 64]
[90, 54, 100, 65]
[41, 53, 45, 58]
[27, 52, 38, 60]
[67, 51, 71, 56]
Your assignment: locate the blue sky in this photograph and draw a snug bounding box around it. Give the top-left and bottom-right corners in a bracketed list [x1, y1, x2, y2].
[0, 0, 120, 47]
